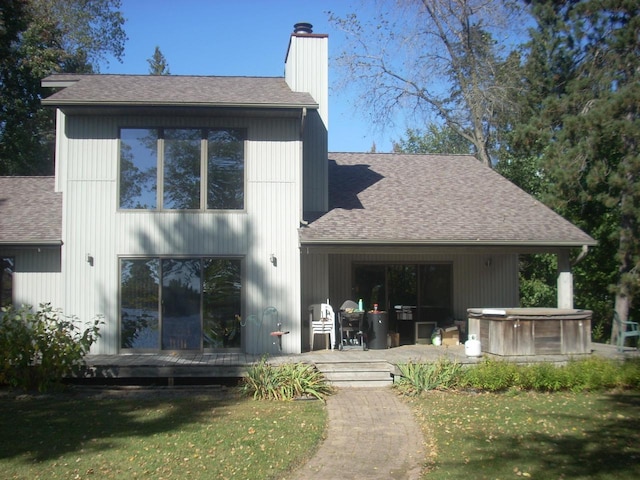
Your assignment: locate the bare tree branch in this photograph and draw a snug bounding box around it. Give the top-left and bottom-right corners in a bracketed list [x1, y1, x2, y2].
[330, 0, 529, 167]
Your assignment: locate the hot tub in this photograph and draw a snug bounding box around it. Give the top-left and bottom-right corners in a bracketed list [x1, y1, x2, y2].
[467, 308, 592, 356]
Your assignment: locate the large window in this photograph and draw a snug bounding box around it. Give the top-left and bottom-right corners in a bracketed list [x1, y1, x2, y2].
[0, 257, 14, 307]
[119, 128, 245, 210]
[353, 263, 453, 344]
[120, 257, 242, 351]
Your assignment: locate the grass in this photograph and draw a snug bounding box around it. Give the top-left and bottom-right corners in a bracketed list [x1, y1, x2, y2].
[0, 386, 326, 480]
[411, 390, 640, 479]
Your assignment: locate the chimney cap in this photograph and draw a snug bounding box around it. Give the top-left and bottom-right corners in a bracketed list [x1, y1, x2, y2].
[293, 22, 313, 34]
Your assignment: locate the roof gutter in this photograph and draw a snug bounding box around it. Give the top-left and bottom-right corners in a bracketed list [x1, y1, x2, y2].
[0, 241, 63, 247]
[40, 100, 320, 110]
[299, 238, 598, 248]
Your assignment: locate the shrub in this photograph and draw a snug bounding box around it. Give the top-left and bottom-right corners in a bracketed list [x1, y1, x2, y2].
[242, 358, 335, 401]
[456, 357, 640, 393]
[516, 362, 571, 392]
[393, 358, 461, 395]
[617, 358, 640, 389]
[0, 303, 102, 392]
[458, 359, 520, 392]
[561, 356, 640, 392]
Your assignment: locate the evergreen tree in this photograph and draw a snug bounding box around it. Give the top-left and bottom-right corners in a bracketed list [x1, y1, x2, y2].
[147, 46, 170, 75]
[512, 0, 640, 341]
[392, 125, 473, 155]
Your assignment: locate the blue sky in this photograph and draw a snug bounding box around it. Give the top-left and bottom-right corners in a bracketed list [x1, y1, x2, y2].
[98, 0, 404, 152]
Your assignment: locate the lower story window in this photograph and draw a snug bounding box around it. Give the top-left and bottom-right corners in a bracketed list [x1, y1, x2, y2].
[353, 263, 452, 345]
[120, 257, 241, 350]
[1, 257, 14, 307]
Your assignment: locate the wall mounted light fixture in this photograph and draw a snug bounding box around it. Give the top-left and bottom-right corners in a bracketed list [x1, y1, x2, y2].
[86, 253, 94, 266]
[270, 253, 277, 267]
[484, 258, 492, 268]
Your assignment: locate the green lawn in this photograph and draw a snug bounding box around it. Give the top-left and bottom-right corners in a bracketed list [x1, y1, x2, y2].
[0, 387, 326, 480]
[411, 390, 640, 479]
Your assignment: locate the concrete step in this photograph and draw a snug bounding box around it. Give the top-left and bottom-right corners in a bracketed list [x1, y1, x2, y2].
[314, 361, 394, 388]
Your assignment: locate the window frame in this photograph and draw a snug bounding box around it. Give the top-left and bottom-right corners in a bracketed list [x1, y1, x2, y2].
[117, 127, 246, 212]
[0, 256, 15, 308]
[118, 255, 244, 353]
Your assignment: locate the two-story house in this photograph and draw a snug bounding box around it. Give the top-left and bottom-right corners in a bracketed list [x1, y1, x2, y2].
[0, 23, 595, 355]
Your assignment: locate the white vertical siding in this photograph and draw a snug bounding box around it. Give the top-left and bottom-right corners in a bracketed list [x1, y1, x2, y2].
[59, 113, 304, 354]
[300, 251, 329, 350]
[302, 111, 328, 212]
[285, 32, 329, 213]
[4, 247, 63, 309]
[243, 116, 302, 353]
[285, 33, 328, 127]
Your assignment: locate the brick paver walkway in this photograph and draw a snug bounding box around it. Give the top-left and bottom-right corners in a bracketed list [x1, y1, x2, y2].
[288, 387, 425, 480]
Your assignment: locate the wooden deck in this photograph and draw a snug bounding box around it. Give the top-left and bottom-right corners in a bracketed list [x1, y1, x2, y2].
[79, 342, 638, 387]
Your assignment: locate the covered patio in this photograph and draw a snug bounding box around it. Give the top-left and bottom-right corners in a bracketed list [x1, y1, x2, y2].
[299, 153, 598, 355]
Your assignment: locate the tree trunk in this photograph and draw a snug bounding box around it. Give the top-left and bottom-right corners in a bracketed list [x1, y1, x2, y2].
[613, 292, 630, 347]
[611, 201, 635, 345]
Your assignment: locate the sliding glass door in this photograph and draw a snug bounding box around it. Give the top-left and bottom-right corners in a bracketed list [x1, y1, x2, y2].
[353, 262, 452, 343]
[120, 257, 241, 351]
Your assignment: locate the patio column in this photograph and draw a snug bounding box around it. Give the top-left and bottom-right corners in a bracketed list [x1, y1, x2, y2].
[557, 250, 573, 309]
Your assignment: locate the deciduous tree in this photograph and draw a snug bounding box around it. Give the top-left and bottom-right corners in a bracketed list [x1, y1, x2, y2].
[330, 0, 528, 166]
[0, 0, 126, 175]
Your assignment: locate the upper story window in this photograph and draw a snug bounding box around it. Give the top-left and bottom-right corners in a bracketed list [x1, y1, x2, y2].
[119, 128, 245, 210]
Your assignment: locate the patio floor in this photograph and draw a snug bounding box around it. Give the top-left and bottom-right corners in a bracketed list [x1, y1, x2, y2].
[80, 342, 639, 381]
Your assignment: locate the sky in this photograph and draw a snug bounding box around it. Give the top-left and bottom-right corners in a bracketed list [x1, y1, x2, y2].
[98, 0, 405, 153]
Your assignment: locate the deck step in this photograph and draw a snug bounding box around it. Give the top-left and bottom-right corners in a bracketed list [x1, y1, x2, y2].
[314, 361, 394, 388]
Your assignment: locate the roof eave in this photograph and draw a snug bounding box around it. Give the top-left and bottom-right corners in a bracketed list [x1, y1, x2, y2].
[40, 100, 319, 110]
[0, 240, 63, 247]
[299, 238, 597, 248]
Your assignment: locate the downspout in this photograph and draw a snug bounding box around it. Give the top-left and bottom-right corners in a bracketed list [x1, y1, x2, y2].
[571, 245, 589, 266]
[300, 106, 307, 139]
[299, 107, 308, 227]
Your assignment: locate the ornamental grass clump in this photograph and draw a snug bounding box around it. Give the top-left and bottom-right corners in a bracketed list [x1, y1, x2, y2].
[0, 303, 102, 392]
[242, 358, 334, 401]
[393, 358, 461, 395]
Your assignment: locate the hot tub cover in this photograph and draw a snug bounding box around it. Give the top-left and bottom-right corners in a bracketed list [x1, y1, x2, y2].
[467, 307, 592, 320]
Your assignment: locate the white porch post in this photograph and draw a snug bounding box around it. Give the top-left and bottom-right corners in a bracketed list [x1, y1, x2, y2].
[557, 250, 573, 309]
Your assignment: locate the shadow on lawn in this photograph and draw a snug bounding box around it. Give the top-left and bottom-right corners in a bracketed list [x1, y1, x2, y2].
[439, 392, 640, 478]
[0, 387, 238, 462]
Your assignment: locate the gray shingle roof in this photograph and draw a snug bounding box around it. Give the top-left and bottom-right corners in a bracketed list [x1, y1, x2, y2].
[300, 153, 596, 247]
[0, 177, 62, 245]
[41, 74, 318, 109]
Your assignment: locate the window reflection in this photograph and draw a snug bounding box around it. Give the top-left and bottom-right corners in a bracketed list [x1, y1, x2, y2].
[118, 127, 245, 211]
[1, 257, 14, 307]
[120, 258, 159, 349]
[120, 257, 242, 351]
[163, 129, 201, 210]
[161, 259, 201, 350]
[202, 259, 242, 348]
[119, 129, 157, 209]
[207, 129, 244, 210]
